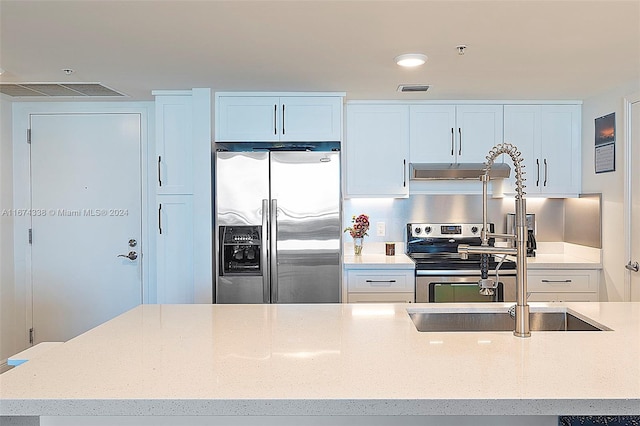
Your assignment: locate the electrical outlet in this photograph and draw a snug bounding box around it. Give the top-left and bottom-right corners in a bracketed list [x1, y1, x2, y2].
[376, 222, 386, 237]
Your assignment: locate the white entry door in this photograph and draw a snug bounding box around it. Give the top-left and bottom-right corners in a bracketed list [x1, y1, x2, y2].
[30, 113, 143, 343]
[628, 97, 640, 302]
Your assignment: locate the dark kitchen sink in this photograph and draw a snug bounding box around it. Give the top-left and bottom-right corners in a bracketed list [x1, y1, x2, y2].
[407, 309, 611, 332]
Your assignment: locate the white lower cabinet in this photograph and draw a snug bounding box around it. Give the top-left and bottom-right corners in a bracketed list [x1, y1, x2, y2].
[527, 269, 599, 302]
[345, 269, 415, 303]
[156, 195, 194, 303]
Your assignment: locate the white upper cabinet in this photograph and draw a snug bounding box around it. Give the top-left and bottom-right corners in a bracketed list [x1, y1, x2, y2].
[345, 104, 409, 198]
[215, 93, 343, 142]
[410, 104, 503, 164]
[504, 104, 581, 197]
[155, 94, 193, 194]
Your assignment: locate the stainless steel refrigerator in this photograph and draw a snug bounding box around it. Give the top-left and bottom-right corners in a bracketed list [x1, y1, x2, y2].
[215, 147, 341, 303]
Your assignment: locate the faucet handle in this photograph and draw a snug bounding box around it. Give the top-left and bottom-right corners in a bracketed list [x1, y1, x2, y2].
[457, 244, 469, 260]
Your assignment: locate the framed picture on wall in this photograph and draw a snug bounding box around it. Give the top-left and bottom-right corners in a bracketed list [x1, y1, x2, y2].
[594, 112, 615, 174]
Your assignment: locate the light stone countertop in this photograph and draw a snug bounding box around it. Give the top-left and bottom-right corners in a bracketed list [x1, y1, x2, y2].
[1, 302, 639, 417]
[526, 242, 602, 270]
[343, 253, 415, 269]
[343, 241, 415, 270]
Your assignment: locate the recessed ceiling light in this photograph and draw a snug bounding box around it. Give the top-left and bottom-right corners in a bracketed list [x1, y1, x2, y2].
[395, 53, 428, 67]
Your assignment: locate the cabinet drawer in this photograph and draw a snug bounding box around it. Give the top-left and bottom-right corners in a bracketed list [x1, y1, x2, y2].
[528, 271, 597, 293]
[347, 292, 414, 303]
[347, 270, 414, 292]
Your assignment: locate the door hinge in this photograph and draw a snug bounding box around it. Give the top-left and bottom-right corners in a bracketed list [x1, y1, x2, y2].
[28, 228, 32, 244]
[27, 128, 31, 144]
[29, 328, 34, 344]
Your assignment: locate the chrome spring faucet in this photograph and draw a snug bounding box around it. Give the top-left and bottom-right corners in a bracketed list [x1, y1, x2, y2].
[458, 143, 531, 338]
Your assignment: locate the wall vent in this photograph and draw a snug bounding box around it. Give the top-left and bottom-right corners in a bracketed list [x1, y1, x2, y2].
[397, 84, 430, 92]
[0, 83, 127, 98]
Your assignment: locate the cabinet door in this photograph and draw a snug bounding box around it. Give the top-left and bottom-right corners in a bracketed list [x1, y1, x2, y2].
[156, 95, 193, 194]
[503, 105, 541, 194]
[345, 105, 409, 197]
[157, 195, 194, 303]
[216, 96, 280, 142]
[504, 104, 581, 196]
[539, 105, 581, 195]
[409, 105, 457, 163]
[455, 105, 504, 162]
[279, 97, 342, 142]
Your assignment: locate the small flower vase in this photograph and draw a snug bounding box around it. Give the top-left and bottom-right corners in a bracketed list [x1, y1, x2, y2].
[353, 237, 363, 255]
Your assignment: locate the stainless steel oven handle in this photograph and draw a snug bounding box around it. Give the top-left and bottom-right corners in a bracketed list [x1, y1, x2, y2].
[415, 270, 517, 276]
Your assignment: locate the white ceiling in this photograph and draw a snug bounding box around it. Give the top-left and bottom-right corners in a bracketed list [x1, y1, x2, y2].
[1, 0, 639, 101]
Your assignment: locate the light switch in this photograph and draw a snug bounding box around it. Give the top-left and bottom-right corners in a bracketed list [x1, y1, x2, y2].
[376, 222, 386, 236]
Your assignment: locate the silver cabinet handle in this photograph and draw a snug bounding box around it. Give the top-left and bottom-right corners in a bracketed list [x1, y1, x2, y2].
[543, 158, 548, 186]
[458, 128, 462, 156]
[117, 251, 138, 261]
[541, 279, 572, 283]
[365, 280, 396, 287]
[626, 261, 639, 272]
[536, 159, 540, 187]
[274, 104, 277, 135]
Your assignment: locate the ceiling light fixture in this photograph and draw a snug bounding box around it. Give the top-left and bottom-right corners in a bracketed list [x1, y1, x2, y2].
[395, 53, 428, 67]
[456, 45, 467, 55]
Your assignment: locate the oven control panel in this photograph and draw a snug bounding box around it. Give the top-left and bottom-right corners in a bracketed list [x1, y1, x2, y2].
[409, 223, 491, 239]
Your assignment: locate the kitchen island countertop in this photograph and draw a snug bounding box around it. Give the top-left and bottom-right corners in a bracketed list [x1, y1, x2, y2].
[1, 302, 639, 419]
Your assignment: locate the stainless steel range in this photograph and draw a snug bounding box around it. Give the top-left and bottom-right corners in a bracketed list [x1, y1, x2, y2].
[407, 223, 517, 303]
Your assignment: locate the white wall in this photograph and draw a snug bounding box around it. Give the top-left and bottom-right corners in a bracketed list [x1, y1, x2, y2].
[581, 81, 640, 301]
[0, 94, 16, 365]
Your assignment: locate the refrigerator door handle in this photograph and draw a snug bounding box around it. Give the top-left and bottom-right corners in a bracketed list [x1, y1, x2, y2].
[270, 199, 279, 303]
[261, 199, 270, 303]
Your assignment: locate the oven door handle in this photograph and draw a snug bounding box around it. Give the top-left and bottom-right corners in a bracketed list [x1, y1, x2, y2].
[415, 270, 517, 276]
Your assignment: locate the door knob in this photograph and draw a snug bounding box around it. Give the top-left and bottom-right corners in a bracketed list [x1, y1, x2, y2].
[625, 261, 639, 272]
[118, 251, 138, 261]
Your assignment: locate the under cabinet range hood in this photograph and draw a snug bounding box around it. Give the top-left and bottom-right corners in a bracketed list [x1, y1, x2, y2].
[410, 163, 511, 180]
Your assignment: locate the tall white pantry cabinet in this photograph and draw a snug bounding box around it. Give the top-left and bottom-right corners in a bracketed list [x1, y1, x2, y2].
[153, 89, 212, 304]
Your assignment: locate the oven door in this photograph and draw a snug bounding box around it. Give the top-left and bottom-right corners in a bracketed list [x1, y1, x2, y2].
[416, 275, 516, 303]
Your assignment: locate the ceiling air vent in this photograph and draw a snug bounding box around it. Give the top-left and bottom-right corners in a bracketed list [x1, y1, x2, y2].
[0, 83, 126, 98]
[397, 84, 430, 93]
